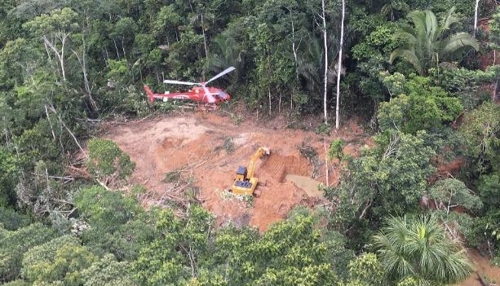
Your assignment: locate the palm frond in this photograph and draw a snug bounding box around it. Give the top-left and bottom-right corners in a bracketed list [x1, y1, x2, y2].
[442, 251, 474, 283]
[441, 32, 479, 55]
[424, 10, 438, 41]
[407, 10, 427, 43]
[389, 6, 476, 75]
[395, 28, 418, 44]
[380, 4, 392, 17]
[441, 6, 459, 32]
[389, 48, 422, 74]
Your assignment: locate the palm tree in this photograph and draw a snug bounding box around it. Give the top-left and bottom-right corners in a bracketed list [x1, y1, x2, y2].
[372, 215, 473, 285]
[389, 7, 479, 75]
[380, 0, 409, 21]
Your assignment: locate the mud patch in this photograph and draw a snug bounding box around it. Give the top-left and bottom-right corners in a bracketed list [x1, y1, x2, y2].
[459, 249, 500, 286]
[285, 174, 323, 198]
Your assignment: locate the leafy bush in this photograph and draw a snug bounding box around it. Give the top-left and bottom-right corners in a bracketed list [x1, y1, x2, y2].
[378, 74, 463, 134]
[0, 207, 31, 231]
[86, 138, 135, 187]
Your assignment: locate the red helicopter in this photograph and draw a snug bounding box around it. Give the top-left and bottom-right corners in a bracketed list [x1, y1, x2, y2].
[144, 67, 235, 108]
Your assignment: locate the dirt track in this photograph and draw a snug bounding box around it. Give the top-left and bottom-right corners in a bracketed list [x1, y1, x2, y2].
[103, 111, 369, 231]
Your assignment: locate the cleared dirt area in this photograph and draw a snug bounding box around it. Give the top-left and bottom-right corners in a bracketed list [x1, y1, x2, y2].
[102, 110, 368, 232]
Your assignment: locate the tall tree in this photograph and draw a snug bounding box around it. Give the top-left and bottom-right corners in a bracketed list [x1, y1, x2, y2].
[22, 7, 80, 81]
[473, 0, 480, 37]
[377, 73, 463, 134]
[189, 0, 215, 70]
[459, 101, 500, 174]
[389, 7, 479, 75]
[322, 0, 329, 123]
[327, 130, 437, 232]
[335, 0, 345, 129]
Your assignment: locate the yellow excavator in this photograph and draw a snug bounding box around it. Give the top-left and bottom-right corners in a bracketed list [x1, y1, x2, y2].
[230, 147, 271, 196]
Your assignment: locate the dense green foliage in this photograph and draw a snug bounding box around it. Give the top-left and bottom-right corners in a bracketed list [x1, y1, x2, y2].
[378, 74, 463, 134]
[1, 0, 500, 285]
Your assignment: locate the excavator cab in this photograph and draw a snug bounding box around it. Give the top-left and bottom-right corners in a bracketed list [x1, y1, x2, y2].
[235, 166, 247, 181]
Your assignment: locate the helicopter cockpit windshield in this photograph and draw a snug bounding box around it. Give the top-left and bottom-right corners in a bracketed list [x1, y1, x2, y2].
[216, 90, 230, 101]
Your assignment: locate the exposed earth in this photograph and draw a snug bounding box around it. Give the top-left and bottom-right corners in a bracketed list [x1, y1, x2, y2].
[100, 108, 500, 285]
[102, 110, 368, 232]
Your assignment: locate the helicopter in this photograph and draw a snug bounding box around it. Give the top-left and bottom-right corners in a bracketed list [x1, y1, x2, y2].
[143, 66, 235, 108]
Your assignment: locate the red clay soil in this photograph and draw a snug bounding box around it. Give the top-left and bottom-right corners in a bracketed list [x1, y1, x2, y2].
[478, 17, 496, 71]
[102, 111, 368, 232]
[458, 249, 500, 286]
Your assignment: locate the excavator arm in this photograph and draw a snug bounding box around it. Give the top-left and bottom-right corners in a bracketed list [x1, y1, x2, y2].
[246, 147, 270, 179]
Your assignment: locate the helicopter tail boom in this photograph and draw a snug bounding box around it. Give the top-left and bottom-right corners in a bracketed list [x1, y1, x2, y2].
[144, 85, 155, 103]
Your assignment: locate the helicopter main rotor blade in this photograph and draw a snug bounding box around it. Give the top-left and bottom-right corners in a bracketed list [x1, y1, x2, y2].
[204, 66, 235, 85]
[163, 80, 198, 86]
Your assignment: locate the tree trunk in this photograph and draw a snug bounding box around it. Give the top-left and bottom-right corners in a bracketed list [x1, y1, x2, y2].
[474, 0, 480, 37]
[73, 37, 97, 111]
[268, 88, 272, 116]
[121, 38, 126, 59]
[288, 7, 299, 113]
[279, 93, 282, 113]
[324, 138, 329, 186]
[336, 0, 346, 130]
[288, 8, 299, 65]
[81, 39, 91, 96]
[43, 34, 67, 81]
[113, 39, 120, 59]
[201, 14, 208, 62]
[60, 35, 66, 81]
[322, 0, 328, 124]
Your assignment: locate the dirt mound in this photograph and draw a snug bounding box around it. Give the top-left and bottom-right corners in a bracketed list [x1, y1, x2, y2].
[103, 111, 368, 231]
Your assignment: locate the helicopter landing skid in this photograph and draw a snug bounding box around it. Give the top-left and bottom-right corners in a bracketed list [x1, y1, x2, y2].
[179, 103, 219, 111]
